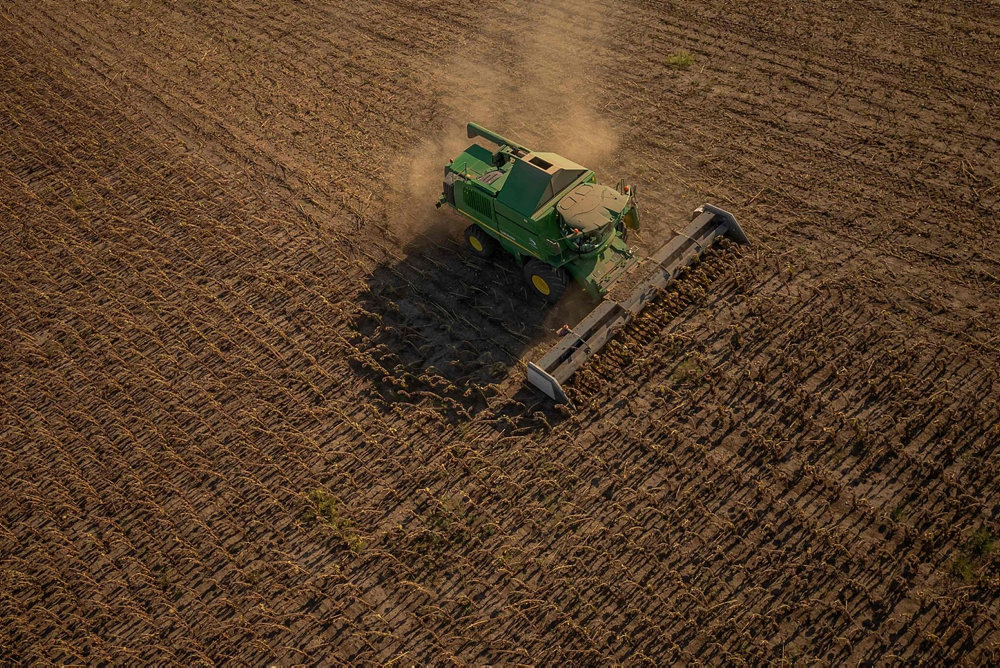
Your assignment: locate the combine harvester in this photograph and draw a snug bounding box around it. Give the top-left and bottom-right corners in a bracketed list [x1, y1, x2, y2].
[437, 123, 748, 403]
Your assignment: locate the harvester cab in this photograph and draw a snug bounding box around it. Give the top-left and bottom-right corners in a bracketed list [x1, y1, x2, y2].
[437, 122, 748, 403]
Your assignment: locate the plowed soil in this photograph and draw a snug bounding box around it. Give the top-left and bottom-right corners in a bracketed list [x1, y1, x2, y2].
[2, 0, 999, 663]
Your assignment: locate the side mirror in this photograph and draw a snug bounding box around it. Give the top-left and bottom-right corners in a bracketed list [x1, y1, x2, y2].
[624, 201, 640, 231]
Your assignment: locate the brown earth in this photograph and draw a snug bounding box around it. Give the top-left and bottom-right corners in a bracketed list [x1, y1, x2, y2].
[2, 0, 1000, 663]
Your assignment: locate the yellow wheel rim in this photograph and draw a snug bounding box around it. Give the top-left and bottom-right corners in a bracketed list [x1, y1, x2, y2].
[532, 274, 551, 295]
[469, 236, 483, 252]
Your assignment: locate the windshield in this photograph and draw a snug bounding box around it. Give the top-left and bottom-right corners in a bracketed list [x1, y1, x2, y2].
[562, 220, 613, 253]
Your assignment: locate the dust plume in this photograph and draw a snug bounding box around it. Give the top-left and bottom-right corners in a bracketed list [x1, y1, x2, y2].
[518, 1, 620, 171]
[385, 0, 620, 245]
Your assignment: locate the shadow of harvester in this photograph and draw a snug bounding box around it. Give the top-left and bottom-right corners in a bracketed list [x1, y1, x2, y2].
[351, 234, 589, 418]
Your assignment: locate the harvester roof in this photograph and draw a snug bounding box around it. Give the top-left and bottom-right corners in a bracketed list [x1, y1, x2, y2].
[556, 182, 630, 232]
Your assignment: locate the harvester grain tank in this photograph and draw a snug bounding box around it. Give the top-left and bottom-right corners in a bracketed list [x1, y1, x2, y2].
[437, 122, 748, 403]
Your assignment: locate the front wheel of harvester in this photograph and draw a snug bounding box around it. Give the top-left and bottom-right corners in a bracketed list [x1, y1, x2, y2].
[523, 259, 568, 304]
[465, 224, 497, 258]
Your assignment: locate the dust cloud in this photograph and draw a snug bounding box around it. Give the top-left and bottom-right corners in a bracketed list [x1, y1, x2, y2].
[385, 0, 620, 245]
[520, 2, 620, 170]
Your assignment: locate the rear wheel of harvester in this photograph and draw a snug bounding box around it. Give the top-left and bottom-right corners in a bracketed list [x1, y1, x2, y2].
[523, 259, 568, 304]
[465, 224, 497, 258]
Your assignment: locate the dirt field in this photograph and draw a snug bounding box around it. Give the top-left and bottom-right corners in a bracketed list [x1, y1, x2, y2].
[2, 0, 999, 663]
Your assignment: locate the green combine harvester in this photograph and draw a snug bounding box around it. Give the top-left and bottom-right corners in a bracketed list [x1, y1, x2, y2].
[437, 122, 748, 403]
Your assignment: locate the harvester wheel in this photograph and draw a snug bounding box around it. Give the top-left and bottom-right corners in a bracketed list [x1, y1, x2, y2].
[464, 224, 497, 258]
[523, 260, 568, 304]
